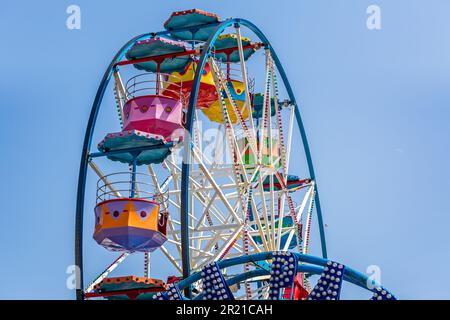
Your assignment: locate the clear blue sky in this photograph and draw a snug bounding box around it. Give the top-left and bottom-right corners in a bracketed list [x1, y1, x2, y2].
[1, 0, 449, 299]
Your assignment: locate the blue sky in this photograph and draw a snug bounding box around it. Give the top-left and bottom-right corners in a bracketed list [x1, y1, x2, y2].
[1, 0, 450, 299]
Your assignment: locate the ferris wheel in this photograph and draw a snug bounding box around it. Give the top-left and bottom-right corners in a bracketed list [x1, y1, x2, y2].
[75, 9, 396, 300]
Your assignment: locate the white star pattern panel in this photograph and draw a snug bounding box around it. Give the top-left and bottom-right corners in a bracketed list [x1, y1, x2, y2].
[370, 286, 396, 300]
[153, 283, 183, 300]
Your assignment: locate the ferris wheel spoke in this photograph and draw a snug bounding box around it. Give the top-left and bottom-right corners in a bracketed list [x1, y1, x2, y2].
[276, 193, 288, 250]
[254, 177, 273, 250]
[185, 187, 228, 226]
[199, 210, 238, 252]
[208, 225, 245, 262]
[165, 146, 251, 270]
[148, 165, 172, 199]
[167, 182, 238, 194]
[193, 191, 218, 230]
[194, 177, 216, 253]
[129, 164, 141, 198]
[209, 58, 255, 194]
[240, 165, 273, 253]
[224, 116, 274, 254]
[267, 53, 306, 253]
[197, 231, 247, 259]
[235, 25, 258, 143]
[235, 282, 270, 300]
[210, 58, 258, 156]
[194, 211, 238, 260]
[265, 55, 278, 249]
[196, 223, 241, 232]
[282, 184, 315, 251]
[81, 12, 327, 300]
[245, 50, 277, 251]
[266, 51, 288, 251]
[164, 155, 229, 214]
[195, 235, 240, 267]
[192, 148, 242, 223]
[273, 174, 301, 251]
[193, 108, 203, 157]
[166, 161, 213, 226]
[166, 239, 216, 259]
[223, 155, 269, 254]
[192, 194, 262, 266]
[148, 163, 182, 261]
[284, 105, 296, 171]
[159, 175, 172, 192]
[113, 70, 128, 104]
[162, 158, 182, 209]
